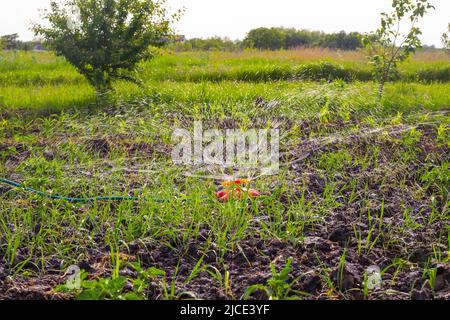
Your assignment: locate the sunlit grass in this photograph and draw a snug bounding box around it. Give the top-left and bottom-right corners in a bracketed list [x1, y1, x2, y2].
[0, 48, 449, 300]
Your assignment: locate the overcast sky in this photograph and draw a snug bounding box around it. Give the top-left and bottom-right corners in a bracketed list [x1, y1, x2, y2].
[1, 0, 448, 47]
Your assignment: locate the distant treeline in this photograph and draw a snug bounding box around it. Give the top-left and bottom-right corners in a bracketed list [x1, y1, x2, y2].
[171, 27, 367, 51]
[0, 33, 43, 51]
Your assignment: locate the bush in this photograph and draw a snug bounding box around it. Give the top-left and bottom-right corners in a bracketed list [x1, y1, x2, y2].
[34, 0, 179, 93]
[244, 27, 363, 51]
[413, 65, 450, 82]
[295, 61, 352, 82]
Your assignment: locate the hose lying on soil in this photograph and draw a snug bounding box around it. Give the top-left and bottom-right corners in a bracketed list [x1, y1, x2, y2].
[0, 178, 169, 203]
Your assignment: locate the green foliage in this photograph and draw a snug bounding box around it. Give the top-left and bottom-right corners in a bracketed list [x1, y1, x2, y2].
[362, 0, 435, 97]
[421, 162, 450, 194]
[319, 151, 353, 172]
[57, 261, 167, 300]
[171, 29, 364, 52]
[245, 27, 287, 50]
[436, 124, 450, 147]
[295, 61, 359, 82]
[34, 0, 179, 93]
[442, 23, 450, 52]
[401, 127, 422, 146]
[244, 27, 363, 51]
[242, 258, 304, 300]
[171, 37, 243, 52]
[2, 50, 449, 93]
[320, 31, 363, 50]
[0, 34, 19, 50]
[78, 274, 133, 300]
[0, 34, 39, 51]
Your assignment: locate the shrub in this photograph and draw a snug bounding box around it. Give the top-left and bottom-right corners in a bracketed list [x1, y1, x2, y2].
[34, 0, 180, 94]
[295, 61, 353, 82]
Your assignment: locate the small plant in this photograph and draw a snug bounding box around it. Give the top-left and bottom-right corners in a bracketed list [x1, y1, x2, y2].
[77, 274, 134, 300]
[422, 260, 437, 291]
[242, 258, 305, 300]
[442, 23, 450, 53]
[319, 98, 331, 123]
[362, 271, 371, 299]
[362, 0, 435, 97]
[354, 200, 385, 256]
[420, 162, 450, 194]
[390, 111, 403, 125]
[319, 150, 352, 172]
[205, 266, 234, 299]
[436, 124, 449, 147]
[337, 248, 347, 291]
[57, 261, 168, 300]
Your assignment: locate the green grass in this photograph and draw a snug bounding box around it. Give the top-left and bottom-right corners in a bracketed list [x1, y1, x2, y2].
[2, 80, 450, 117]
[1, 49, 449, 87]
[1, 49, 449, 116]
[0, 49, 449, 300]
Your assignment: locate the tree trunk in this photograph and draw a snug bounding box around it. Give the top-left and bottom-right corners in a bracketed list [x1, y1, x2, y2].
[378, 77, 386, 98]
[378, 62, 392, 98]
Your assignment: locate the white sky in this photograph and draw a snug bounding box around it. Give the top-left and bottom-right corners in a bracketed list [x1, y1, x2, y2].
[1, 0, 449, 47]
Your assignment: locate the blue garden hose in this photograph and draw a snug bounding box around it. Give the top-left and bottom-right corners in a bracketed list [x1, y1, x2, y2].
[0, 178, 169, 203]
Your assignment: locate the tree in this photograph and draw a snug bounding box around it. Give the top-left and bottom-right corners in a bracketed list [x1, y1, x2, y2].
[173, 36, 242, 52]
[284, 28, 311, 48]
[321, 31, 362, 50]
[243, 27, 365, 51]
[244, 28, 286, 50]
[362, 0, 434, 97]
[0, 34, 36, 51]
[0, 34, 20, 50]
[442, 23, 450, 53]
[34, 0, 180, 94]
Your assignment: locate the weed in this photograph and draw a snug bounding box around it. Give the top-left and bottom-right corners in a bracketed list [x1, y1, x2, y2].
[242, 258, 306, 300]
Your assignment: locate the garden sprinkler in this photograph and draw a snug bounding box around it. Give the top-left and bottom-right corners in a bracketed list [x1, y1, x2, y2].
[215, 178, 261, 202]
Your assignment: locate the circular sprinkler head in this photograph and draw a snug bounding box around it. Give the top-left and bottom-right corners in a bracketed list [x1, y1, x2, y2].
[216, 178, 261, 202]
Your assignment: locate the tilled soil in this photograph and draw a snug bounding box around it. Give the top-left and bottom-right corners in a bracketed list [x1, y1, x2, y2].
[1, 236, 449, 300]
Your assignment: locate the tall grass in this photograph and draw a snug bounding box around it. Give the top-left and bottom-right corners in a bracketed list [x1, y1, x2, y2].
[1, 49, 449, 89]
[0, 85, 96, 115]
[0, 49, 448, 115]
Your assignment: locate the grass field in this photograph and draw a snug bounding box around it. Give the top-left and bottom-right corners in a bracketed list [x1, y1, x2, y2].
[0, 48, 449, 300]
